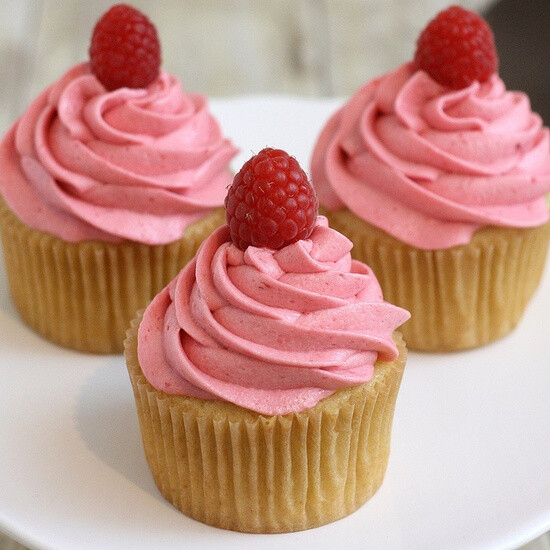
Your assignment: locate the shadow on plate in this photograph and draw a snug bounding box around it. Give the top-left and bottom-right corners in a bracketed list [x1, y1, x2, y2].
[73, 361, 266, 541]
[74, 357, 166, 504]
[0, 307, 64, 355]
[0, 262, 19, 320]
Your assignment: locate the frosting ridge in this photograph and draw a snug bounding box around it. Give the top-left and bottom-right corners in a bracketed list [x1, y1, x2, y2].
[0, 63, 237, 244]
[311, 62, 550, 249]
[137, 217, 410, 414]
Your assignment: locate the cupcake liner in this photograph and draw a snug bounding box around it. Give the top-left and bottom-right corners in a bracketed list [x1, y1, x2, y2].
[124, 313, 407, 533]
[324, 209, 550, 351]
[0, 196, 225, 353]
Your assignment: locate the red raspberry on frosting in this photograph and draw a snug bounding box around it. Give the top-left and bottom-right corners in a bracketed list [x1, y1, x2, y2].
[89, 3, 161, 91]
[225, 148, 319, 250]
[414, 5, 498, 89]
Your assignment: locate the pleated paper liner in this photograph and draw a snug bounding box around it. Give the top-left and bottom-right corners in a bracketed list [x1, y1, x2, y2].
[0, 196, 225, 353]
[323, 209, 550, 351]
[124, 313, 407, 533]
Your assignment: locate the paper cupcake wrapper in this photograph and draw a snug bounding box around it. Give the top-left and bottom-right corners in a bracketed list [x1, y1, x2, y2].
[125, 314, 407, 533]
[0, 197, 225, 353]
[324, 209, 550, 351]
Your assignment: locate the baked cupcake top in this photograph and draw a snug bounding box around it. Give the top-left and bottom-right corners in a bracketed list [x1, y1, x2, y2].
[137, 148, 410, 415]
[311, 6, 550, 250]
[0, 4, 237, 244]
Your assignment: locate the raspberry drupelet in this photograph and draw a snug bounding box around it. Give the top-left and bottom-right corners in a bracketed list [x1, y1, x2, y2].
[225, 148, 319, 250]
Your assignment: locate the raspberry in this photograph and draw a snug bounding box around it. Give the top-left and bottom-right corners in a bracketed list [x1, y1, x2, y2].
[414, 5, 498, 89]
[225, 148, 319, 250]
[89, 4, 161, 91]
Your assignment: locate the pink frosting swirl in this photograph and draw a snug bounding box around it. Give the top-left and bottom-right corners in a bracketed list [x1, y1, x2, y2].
[0, 63, 237, 244]
[311, 63, 550, 249]
[137, 217, 410, 415]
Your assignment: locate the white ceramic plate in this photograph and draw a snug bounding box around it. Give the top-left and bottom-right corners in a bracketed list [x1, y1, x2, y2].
[0, 97, 549, 550]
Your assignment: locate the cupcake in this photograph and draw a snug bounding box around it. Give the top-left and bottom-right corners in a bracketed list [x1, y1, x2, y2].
[124, 148, 410, 533]
[0, 4, 237, 353]
[311, 6, 550, 351]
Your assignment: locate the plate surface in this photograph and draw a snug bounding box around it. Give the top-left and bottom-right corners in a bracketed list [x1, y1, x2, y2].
[0, 97, 549, 550]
